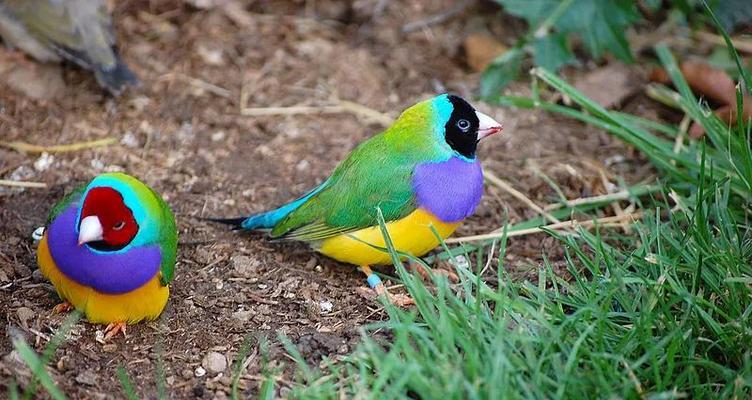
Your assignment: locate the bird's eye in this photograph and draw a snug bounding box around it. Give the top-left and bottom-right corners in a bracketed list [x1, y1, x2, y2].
[113, 221, 125, 231]
[456, 119, 470, 132]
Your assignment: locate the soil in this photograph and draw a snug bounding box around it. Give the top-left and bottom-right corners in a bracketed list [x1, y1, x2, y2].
[0, 1, 654, 398]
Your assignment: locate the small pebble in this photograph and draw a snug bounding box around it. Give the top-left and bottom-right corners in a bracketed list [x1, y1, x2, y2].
[75, 370, 98, 386]
[232, 310, 253, 322]
[201, 351, 227, 375]
[33, 152, 54, 172]
[211, 131, 226, 142]
[232, 255, 259, 278]
[120, 131, 140, 148]
[16, 307, 35, 327]
[195, 366, 207, 377]
[102, 344, 118, 353]
[182, 369, 193, 380]
[319, 300, 333, 313]
[296, 159, 310, 172]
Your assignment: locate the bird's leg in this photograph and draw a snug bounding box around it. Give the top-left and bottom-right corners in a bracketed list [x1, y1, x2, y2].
[407, 262, 459, 283]
[359, 265, 414, 307]
[52, 301, 74, 314]
[103, 322, 127, 340]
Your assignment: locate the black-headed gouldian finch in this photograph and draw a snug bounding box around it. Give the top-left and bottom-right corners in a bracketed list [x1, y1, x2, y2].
[213, 94, 502, 305]
[0, 0, 139, 95]
[36, 173, 177, 339]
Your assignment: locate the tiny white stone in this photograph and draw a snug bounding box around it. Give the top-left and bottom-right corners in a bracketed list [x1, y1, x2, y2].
[451, 255, 470, 270]
[90, 158, 105, 171]
[195, 366, 207, 377]
[211, 131, 226, 142]
[201, 352, 227, 374]
[295, 159, 310, 172]
[120, 131, 139, 148]
[319, 300, 333, 313]
[33, 152, 54, 172]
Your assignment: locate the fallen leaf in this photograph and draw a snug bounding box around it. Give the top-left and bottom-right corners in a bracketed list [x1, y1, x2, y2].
[650, 61, 736, 104]
[463, 33, 508, 72]
[650, 60, 751, 138]
[574, 63, 640, 108]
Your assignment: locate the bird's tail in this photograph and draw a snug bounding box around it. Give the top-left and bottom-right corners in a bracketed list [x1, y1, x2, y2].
[93, 53, 140, 95]
[204, 216, 248, 230]
[205, 206, 295, 231]
[206, 181, 329, 231]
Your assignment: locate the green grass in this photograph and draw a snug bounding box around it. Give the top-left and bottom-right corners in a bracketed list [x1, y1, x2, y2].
[272, 178, 751, 399]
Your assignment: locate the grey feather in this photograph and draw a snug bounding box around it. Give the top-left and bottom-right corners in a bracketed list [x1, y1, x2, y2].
[0, 0, 139, 95]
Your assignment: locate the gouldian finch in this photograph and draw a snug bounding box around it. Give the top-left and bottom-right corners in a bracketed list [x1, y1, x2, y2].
[36, 173, 177, 339]
[0, 0, 139, 95]
[213, 94, 502, 304]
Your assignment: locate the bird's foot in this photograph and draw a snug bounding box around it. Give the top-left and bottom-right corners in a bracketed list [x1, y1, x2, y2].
[103, 322, 127, 341]
[358, 265, 414, 307]
[52, 301, 74, 314]
[407, 262, 459, 283]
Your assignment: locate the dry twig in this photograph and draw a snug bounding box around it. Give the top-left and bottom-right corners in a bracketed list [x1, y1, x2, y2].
[0, 138, 117, 154]
[241, 101, 393, 127]
[446, 212, 642, 243]
[0, 179, 47, 188]
[484, 170, 561, 224]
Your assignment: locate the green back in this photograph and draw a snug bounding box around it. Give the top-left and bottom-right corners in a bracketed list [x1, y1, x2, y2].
[270, 95, 456, 241]
[150, 186, 177, 286]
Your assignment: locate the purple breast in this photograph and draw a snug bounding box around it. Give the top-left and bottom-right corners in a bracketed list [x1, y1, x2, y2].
[46, 205, 162, 294]
[412, 157, 484, 223]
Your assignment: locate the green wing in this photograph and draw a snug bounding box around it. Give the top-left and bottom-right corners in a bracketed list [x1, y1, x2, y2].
[45, 185, 85, 226]
[150, 187, 177, 286]
[271, 133, 418, 241]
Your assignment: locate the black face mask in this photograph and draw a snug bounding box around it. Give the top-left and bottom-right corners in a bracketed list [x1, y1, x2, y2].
[444, 95, 480, 159]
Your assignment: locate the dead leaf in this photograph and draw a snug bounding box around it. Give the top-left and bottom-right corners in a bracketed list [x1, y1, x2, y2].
[574, 63, 640, 108]
[650, 61, 736, 104]
[651, 60, 751, 138]
[463, 33, 507, 73]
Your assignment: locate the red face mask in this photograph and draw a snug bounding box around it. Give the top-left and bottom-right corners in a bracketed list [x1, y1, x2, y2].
[79, 187, 139, 248]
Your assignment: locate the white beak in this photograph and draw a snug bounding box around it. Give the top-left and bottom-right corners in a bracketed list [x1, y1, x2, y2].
[476, 111, 503, 140]
[78, 215, 104, 246]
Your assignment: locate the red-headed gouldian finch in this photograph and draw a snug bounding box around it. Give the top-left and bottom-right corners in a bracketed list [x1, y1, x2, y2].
[36, 173, 176, 339]
[212, 94, 502, 305]
[0, 0, 139, 95]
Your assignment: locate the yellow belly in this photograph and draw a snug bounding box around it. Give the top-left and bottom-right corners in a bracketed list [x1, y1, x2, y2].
[317, 208, 461, 266]
[37, 235, 169, 324]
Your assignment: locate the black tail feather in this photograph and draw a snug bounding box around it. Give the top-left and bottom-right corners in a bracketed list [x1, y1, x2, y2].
[94, 54, 140, 96]
[203, 216, 247, 230]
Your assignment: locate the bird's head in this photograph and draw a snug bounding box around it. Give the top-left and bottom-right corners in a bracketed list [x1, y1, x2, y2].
[389, 94, 502, 160]
[76, 173, 161, 251]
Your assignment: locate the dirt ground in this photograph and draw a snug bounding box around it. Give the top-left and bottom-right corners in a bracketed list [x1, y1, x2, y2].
[0, 1, 655, 398]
